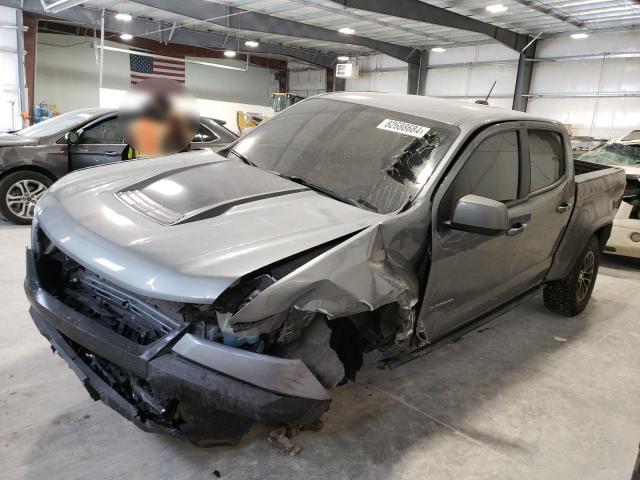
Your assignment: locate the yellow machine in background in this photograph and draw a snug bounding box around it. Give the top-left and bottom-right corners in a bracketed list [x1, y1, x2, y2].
[236, 93, 305, 134]
[271, 92, 304, 112]
[236, 111, 268, 135]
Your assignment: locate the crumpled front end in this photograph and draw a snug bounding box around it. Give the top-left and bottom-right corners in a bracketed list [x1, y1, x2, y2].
[25, 224, 332, 445]
[26, 186, 430, 444]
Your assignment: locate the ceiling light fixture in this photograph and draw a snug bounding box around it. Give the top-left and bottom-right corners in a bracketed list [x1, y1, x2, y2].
[486, 4, 508, 13]
[338, 27, 355, 35]
[571, 32, 589, 39]
[223, 50, 237, 58]
[245, 40, 259, 47]
[337, 55, 350, 61]
[431, 47, 446, 52]
[115, 13, 132, 21]
[119, 33, 133, 41]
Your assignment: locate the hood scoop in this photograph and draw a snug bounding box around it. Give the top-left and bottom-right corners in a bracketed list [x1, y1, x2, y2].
[115, 160, 307, 226]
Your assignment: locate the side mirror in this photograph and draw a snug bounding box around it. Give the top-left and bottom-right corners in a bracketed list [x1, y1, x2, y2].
[66, 131, 80, 144]
[448, 194, 509, 236]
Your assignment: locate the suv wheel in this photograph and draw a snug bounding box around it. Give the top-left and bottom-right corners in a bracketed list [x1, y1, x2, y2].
[0, 171, 52, 225]
[543, 235, 601, 317]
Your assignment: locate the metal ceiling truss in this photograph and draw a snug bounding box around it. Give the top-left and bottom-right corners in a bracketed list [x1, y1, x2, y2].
[131, 0, 418, 63]
[0, 0, 338, 67]
[328, 0, 533, 53]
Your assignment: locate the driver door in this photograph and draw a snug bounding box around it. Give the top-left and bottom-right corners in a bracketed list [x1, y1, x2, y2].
[69, 116, 125, 170]
[420, 124, 534, 341]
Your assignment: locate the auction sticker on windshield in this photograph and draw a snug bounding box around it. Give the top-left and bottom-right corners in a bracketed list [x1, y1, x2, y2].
[377, 119, 430, 138]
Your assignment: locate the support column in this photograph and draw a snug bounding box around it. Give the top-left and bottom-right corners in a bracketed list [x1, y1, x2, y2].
[407, 50, 428, 95]
[513, 42, 537, 112]
[22, 12, 37, 121]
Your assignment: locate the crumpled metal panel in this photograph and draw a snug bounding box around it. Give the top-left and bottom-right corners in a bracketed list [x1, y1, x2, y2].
[231, 206, 430, 332]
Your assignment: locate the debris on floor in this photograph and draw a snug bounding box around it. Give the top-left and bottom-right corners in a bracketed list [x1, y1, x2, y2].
[267, 420, 324, 456]
[554, 336, 568, 342]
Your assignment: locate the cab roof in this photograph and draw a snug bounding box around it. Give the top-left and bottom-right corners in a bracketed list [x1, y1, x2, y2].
[320, 92, 560, 130]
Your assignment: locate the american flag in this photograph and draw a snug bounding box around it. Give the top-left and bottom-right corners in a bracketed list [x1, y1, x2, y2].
[129, 51, 185, 85]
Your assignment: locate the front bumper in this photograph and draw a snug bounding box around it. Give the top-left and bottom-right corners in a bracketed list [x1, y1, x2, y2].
[25, 249, 330, 445]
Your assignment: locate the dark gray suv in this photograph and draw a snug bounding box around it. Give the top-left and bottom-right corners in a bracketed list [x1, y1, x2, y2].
[0, 108, 238, 224]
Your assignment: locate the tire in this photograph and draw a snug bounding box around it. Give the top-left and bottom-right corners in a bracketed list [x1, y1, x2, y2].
[0, 171, 53, 225]
[543, 235, 601, 317]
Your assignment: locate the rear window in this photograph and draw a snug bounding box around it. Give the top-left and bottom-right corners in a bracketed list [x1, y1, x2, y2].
[529, 130, 565, 192]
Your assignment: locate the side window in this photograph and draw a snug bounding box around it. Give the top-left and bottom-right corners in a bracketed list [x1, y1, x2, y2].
[80, 118, 123, 144]
[441, 131, 519, 219]
[528, 130, 565, 192]
[193, 124, 219, 143]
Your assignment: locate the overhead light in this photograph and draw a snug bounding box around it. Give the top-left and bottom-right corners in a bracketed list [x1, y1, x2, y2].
[337, 55, 350, 61]
[486, 4, 508, 13]
[431, 47, 446, 52]
[119, 33, 133, 41]
[245, 40, 259, 48]
[571, 32, 589, 39]
[223, 50, 237, 58]
[338, 27, 355, 35]
[115, 13, 132, 22]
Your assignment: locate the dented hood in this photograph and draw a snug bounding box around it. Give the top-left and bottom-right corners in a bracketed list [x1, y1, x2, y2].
[35, 151, 384, 303]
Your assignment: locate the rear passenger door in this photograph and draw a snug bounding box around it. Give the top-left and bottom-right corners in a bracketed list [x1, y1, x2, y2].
[517, 125, 574, 282]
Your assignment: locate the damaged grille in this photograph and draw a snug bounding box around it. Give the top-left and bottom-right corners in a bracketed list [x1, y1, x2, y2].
[34, 228, 188, 346]
[62, 270, 183, 345]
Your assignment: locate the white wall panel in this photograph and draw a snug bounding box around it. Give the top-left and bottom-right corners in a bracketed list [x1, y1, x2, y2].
[0, 6, 20, 132]
[528, 31, 640, 139]
[526, 97, 640, 138]
[345, 54, 408, 93]
[425, 67, 469, 96]
[35, 33, 276, 115]
[536, 31, 640, 58]
[530, 60, 604, 94]
[600, 58, 640, 93]
[425, 44, 517, 107]
[429, 44, 518, 65]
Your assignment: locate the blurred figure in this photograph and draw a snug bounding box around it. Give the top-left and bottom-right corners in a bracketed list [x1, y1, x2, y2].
[119, 78, 199, 158]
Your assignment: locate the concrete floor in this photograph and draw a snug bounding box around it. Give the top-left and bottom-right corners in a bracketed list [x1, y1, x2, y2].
[1, 219, 639, 480]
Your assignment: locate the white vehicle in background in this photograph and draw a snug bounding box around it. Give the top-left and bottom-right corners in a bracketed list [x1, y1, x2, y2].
[580, 131, 640, 258]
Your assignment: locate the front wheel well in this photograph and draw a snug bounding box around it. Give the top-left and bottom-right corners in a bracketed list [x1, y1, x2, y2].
[0, 165, 58, 183]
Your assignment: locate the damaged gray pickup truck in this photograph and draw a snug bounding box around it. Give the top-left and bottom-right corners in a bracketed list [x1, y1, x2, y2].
[25, 93, 626, 446]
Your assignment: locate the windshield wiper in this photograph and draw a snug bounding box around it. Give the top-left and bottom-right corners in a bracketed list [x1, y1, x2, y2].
[275, 173, 377, 211]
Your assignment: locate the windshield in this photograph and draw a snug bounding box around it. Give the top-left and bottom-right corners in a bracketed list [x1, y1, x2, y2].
[230, 98, 458, 214]
[581, 142, 640, 167]
[16, 111, 96, 138]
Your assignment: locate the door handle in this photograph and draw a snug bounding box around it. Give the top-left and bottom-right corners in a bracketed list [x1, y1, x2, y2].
[104, 151, 119, 156]
[556, 202, 572, 213]
[507, 222, 528, 236]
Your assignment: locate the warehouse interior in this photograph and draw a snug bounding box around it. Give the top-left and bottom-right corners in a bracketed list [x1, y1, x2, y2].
[1, 1, 639, 479]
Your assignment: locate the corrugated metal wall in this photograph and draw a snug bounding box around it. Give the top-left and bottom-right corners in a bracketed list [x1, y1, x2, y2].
[288, 60, 326, 98]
